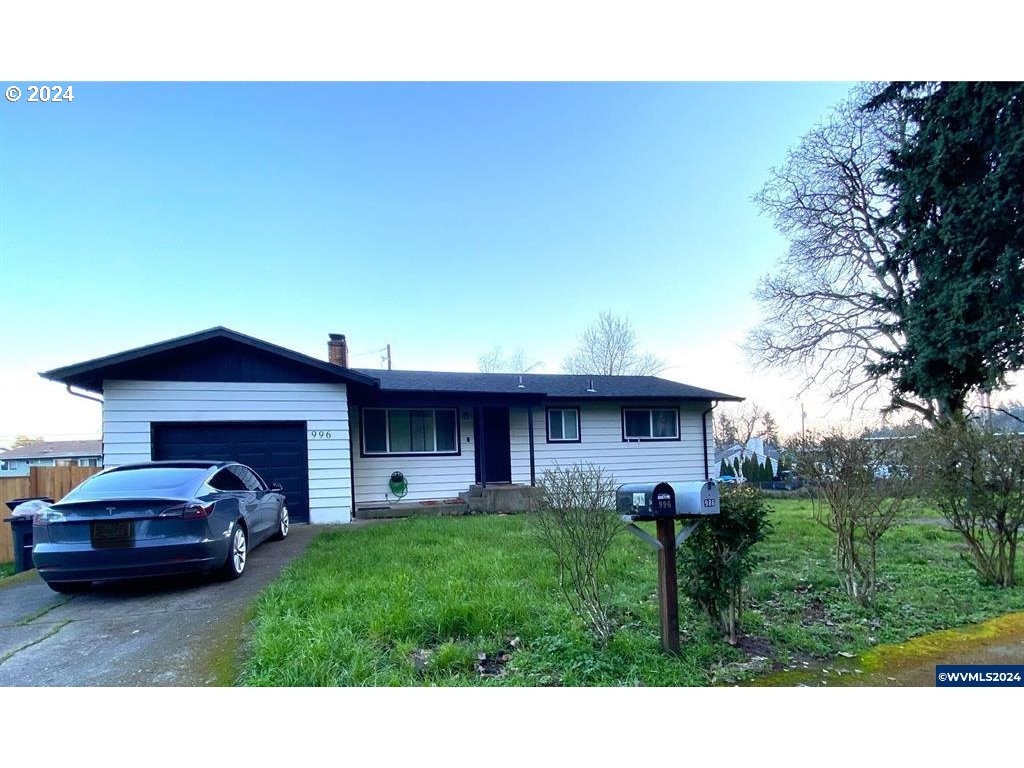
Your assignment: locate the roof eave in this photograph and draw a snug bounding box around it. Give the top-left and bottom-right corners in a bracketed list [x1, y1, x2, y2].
[39, 327, 380, 391]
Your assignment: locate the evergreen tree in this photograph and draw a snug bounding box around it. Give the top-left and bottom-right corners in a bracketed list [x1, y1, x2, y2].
[764, 456, 774, 480]
[732, 457, 741, 477]
[869, 82, 1024, 420]
[719, 459, 731, 477]
[762, 412, 780, 445]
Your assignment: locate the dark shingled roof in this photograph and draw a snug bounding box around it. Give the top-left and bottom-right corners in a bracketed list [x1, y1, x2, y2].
[353, 369, 741, 401]
[0, 439, 102, 460]
[37, 327, 743, 402]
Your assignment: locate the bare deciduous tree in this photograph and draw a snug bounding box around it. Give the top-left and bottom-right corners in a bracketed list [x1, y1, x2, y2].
[716, 403, 769, 458]
[478, 346, 543, 374]
[531, 463, 622, 644]
[795, 429, 915, 604]
[562, 311, 664, 376]
[747, 83, 936, 421]
[735, 403, 766, 456]
[11, 434, 43, 449]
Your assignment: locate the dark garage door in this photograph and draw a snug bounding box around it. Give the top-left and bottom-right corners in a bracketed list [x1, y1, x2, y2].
[152, 422, 310, 523]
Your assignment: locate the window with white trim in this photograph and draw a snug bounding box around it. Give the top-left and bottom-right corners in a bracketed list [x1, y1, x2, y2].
[546, 407, 580, 442]
[622, 408, 679, 440]
[362, 408, 458, 455]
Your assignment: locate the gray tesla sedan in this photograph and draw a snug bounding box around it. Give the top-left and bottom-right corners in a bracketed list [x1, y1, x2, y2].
[32, 461, 290, 593]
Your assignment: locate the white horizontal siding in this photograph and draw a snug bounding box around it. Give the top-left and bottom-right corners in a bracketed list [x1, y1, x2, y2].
[102, 380, 352, 524]
[351, 406, 477, 504]
[510, 401, 715, 486]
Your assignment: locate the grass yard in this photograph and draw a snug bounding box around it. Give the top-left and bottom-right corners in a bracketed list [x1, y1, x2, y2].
[241, 501, 1024, 686]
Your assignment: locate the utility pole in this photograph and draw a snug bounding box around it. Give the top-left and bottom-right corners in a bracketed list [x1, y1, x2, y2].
[801, 402, 807, 442]
[386, 343, 392, 371]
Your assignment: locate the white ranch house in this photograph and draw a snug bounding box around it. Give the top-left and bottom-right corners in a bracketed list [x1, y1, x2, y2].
[42, 328, 741, 523]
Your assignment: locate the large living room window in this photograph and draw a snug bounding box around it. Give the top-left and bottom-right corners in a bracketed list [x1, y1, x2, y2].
[621, 407, 679, 441]
[362, 408, 459, 455]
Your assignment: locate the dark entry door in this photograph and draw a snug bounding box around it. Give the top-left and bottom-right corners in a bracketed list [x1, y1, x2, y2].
[480, 407, 512, 483]
[152, 421, 310, 522]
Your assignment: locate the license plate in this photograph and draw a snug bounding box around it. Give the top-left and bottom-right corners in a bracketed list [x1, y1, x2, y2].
[92, 520, 133, 547]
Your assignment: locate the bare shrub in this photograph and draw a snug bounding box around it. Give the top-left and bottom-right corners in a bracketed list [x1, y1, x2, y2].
[531, 463, 622, 644]
[914, 421, 1024, 587]
[795, 430, 915, 604]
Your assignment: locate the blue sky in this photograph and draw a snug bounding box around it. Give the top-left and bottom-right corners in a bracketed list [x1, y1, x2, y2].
[1, 82, 857, 442]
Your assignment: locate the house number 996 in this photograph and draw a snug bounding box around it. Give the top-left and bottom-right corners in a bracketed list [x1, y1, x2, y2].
[309, 430, 332, 439]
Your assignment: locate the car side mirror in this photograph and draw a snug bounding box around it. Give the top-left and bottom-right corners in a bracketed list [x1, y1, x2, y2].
[270, 482, 283, 492]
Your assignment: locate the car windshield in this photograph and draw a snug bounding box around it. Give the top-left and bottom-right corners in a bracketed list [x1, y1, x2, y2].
[61, 466, 210, 501]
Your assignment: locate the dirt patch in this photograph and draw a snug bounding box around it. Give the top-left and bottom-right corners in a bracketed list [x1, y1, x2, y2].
[476, 649, 512, 676]
[736, 634, 775, 658]
[801, 597, 829, 626]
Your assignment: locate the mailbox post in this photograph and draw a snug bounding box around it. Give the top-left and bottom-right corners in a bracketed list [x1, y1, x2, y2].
[655, 517, 680, 654]
[617, 480, 720, 655]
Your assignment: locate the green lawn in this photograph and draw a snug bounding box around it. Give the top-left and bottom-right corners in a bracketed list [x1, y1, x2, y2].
[0, 562, 13, 579]
[241, 501, 1024, 686]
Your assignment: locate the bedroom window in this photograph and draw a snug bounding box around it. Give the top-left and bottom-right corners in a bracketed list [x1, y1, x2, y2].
[362, 408, 459, 455]
[622, 407, 679, 441]
[546, 407, 581, 442]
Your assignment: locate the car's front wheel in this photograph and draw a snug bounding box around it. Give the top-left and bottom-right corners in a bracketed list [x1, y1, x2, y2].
[219, 524, 248, 580]
[271, 504, 289, 541]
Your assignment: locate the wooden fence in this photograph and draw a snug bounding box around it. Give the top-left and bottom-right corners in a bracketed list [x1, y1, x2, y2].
[0, 465, 103, 563]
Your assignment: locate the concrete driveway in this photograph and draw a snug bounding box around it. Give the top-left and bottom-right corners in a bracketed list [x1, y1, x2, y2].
[0, 524, 321, 686]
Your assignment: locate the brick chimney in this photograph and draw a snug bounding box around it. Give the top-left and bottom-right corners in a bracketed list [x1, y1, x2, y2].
[327, 333, 348, 368]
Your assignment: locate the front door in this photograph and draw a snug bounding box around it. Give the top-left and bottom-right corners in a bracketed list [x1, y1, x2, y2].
[479, 407, 512, 484]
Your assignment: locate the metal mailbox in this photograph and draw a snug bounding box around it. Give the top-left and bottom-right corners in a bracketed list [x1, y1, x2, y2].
[669, 480, 720, 517]
[616, 482, 676, 519]
[617, 480, 720, 519]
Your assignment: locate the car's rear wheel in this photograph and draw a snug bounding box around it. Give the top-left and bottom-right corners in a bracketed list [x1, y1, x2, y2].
[47, 580, 91, 594]
[219, 524, 248, 580]
[271, 504, 289, 541]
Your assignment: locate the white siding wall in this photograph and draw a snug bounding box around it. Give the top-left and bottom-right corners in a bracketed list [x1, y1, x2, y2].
[351, 406, 477, 504]
[102, 380, 352, 524]
[510, 401, 715, 485]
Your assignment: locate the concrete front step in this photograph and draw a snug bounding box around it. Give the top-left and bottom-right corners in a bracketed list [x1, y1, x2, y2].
[354, 500, 469, 520]
[354, 484, 541, 520]
[459, 484, 540, 513]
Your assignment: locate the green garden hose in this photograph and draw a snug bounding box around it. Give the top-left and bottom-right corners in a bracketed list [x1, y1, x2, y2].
[389, 471, 409, 500]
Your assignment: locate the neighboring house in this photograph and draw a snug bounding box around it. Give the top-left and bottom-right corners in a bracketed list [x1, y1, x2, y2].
[40, 327, 742, 524]
[0, 439, 102, 474]
[716, 436, 781, 475]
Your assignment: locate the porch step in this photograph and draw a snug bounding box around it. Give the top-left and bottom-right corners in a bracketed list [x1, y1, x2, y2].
[460, 484, 540, 513]
[354, 499, 468, 520]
